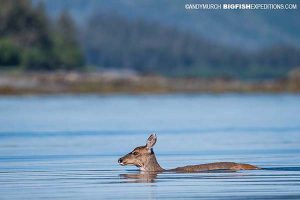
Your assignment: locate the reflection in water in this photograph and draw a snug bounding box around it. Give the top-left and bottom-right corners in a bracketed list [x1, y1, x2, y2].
[120, 171, 158, 183]
[119, 169, 241, 183]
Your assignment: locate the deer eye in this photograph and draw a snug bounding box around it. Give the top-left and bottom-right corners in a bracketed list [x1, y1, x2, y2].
[132, 152, 139, 155]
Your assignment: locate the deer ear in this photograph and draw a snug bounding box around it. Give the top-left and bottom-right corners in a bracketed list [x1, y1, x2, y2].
[146, 133, 157, 149]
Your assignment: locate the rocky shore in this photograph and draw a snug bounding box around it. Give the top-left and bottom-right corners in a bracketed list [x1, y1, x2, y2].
[0, 70, 300, 95]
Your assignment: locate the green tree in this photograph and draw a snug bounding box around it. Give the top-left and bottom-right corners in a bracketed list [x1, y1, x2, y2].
[0, 0, 84, 70]
[0, 38, 21, 67]
[53, 11, 84, 69]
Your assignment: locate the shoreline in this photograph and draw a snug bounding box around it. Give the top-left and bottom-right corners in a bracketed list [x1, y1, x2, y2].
[0, 71, 299, 95]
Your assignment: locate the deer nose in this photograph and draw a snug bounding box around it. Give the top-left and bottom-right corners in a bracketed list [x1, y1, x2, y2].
[118, 158, 123, 163]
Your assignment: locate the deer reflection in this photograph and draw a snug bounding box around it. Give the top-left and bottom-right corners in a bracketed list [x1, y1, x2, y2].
[119, 171, 159, 183]
[119, 169, 241, 183]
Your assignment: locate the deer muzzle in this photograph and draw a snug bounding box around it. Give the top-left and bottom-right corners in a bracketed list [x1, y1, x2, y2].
[118, 157, 125, 166]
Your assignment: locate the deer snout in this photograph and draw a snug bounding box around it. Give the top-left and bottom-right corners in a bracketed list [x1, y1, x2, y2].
[118, 157, 125, 166]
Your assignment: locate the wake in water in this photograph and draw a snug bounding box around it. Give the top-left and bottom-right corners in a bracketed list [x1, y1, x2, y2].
[263, 167, 300, 171]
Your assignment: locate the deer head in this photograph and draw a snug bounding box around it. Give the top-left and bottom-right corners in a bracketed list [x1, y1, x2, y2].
[118, 133, 163, 172]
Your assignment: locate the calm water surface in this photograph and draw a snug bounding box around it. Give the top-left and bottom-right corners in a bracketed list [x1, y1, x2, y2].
[0, 94, 300, 199]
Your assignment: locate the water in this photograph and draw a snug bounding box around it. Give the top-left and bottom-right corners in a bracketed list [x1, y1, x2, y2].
[0, 94, 300, 199]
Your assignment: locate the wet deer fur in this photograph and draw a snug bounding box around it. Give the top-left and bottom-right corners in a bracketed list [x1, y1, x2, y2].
[118, 134, 260, 172]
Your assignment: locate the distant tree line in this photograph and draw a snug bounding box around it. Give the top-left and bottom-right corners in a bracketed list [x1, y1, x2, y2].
[1, 0, 300, 79]
[0, 0, 84, 70]
[83, 13, 300, 79]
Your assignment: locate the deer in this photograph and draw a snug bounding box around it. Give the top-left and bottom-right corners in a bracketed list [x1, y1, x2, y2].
[118, 133, 260, 172]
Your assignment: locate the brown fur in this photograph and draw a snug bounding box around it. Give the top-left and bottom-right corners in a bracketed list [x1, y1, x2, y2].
[118, 134, 260, 172]
[118, 145, 164, 171]
[171, 162, 260, 172]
